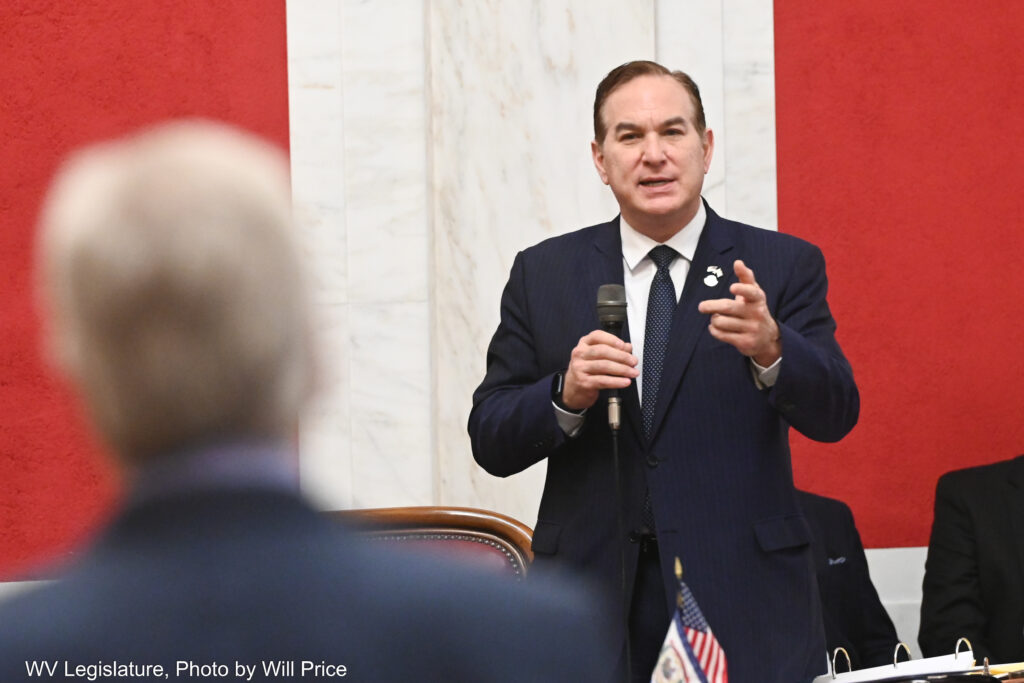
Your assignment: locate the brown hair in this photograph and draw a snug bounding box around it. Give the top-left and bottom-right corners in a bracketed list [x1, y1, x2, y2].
[593, 60, 706, 143]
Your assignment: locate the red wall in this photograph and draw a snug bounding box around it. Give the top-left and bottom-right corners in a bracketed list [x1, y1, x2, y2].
[0, 1, 288, 576]
[776, 1, 1024, 546]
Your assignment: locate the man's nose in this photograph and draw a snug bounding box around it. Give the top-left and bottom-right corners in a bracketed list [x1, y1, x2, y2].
[640, 134, 665, 163]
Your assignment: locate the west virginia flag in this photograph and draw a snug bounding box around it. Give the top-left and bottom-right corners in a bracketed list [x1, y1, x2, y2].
[651, 560, 727, 683]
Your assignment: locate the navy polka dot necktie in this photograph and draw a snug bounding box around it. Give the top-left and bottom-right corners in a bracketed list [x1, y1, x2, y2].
[641, 245, 678, 439]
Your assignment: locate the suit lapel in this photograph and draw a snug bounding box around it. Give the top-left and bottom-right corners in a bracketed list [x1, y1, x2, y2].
[647, 205, 736, 443]
[590, 218, 643, 440]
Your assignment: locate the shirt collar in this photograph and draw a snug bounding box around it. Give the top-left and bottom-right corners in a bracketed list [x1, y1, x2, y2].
[620, 201, 706, 272]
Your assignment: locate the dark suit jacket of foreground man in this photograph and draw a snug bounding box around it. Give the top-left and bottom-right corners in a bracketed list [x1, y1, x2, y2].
[470, 203, 859, 682]
[0, 449, 608, 682]
[919, 455, 1024, 664]
[797, 489, 900, 670]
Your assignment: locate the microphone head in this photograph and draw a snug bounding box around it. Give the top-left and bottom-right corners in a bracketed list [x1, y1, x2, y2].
[596, 284, 627, 332]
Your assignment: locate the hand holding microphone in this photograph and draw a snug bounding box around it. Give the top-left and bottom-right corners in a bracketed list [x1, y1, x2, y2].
[559, 285, 639, 413]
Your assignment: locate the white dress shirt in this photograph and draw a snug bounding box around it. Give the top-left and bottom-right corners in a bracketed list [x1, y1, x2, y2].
[619, 203, 706, 400]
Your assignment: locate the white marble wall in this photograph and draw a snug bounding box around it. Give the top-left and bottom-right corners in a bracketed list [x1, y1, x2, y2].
[288, 0, 432, 510]
[288, 0, 779, 524]
[868, 547, 928, 658]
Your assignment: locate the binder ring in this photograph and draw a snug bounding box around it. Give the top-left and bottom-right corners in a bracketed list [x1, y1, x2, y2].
[831, 647, 851, 678]
[954, 637, 972, 659]
[893, 642, 911, 667]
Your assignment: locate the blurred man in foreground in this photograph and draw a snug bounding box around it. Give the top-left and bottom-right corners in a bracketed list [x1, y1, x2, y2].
[0, 120, 606, 681]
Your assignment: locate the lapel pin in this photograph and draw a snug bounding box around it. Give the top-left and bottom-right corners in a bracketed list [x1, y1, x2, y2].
[704, 265, 723, 287]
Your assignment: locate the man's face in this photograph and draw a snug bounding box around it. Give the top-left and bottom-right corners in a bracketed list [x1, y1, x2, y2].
[591, 74, 714, 237]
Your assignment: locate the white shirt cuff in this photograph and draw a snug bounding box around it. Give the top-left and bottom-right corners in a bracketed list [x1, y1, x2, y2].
[553, 401, 586, 437]
[750, 356, 782, 389]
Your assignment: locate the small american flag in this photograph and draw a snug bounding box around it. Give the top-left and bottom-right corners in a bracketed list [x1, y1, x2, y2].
[651, 558, 728, 683]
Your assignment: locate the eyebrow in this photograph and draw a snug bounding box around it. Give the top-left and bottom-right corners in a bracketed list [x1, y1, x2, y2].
[613, 117, 689, 134]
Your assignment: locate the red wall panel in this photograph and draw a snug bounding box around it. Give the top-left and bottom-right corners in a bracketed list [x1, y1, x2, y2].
[0, 1, 288, 575]
[775, 1, 1024, 546]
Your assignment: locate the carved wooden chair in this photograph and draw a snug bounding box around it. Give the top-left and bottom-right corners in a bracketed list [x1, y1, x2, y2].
[330, 506, 534, 579]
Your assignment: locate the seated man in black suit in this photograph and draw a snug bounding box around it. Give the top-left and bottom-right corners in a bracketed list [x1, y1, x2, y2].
[797, 489, 901, 670]
[0, 121, 608, 682]
[919, 456, 1024, 664]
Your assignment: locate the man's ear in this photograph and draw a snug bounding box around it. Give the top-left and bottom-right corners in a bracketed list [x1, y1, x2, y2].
[591, 139, 609, 185]
[702, 128, 715, 174]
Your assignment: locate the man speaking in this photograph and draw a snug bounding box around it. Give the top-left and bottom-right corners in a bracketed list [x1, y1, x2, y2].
[469, 60, 859, 682]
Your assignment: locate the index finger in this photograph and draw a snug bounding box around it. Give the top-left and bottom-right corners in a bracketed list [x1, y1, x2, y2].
[734, 259, 757, 286]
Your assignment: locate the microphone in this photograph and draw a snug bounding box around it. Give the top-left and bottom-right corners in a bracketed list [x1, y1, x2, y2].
[597, 284, 632, 676]
[596, 284, 627, 430]
[597, 283, 627, 335]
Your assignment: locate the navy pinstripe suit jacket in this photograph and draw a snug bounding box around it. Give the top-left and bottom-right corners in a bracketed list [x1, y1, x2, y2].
[470, 202, 859, 683]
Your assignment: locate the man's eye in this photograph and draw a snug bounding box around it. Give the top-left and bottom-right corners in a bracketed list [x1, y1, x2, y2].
[620, 133, 639, 141]
[665, 129, 683, 136]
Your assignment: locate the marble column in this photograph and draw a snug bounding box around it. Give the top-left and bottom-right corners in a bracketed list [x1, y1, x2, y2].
[289, 0, 432, 510]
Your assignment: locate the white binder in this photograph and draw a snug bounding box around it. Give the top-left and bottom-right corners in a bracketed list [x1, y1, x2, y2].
[812, 639, 975, 682]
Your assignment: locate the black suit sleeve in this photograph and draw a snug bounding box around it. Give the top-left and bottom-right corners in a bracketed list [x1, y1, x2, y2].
[919, 473, 991, 660]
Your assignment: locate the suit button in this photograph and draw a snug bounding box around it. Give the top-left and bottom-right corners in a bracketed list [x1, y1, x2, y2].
[628, 531, 641, 543]
[646, 455, 659, 468]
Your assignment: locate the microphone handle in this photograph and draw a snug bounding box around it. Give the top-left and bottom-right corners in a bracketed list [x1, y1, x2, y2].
[607, 391, 621, 431]
[601, 321, 624, 431]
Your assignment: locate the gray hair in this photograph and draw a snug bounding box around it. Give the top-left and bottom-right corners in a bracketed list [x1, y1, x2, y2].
[37, 120, 316, 462]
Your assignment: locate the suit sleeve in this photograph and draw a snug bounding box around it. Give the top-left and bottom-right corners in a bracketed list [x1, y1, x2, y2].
[767, 243, 859, 442]
[918, 474, 991, 660]
[468, 252, 569, 477]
